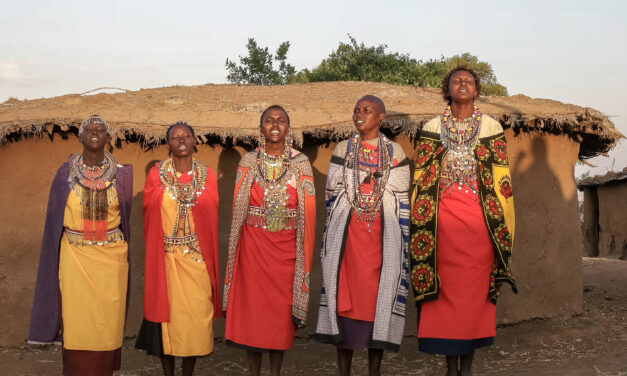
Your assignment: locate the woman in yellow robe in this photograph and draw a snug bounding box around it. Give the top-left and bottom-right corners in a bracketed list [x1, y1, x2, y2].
[136, 121, 220, 376]
[29, 115, 133, 376]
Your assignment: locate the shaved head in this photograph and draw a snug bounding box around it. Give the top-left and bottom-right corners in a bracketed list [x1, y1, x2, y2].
[356, 95, 386, 114]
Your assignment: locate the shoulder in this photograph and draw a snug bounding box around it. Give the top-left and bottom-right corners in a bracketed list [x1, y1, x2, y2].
[479, 114, 504, 138]
[388, 141, 407, 160]
[196, 159, 217, 181]
[116, 164, 133, 178]
[290, 149, 310, 164]
[238, 150, 257, 168]
[332, 139, 350, 158]
[422, 116, 442, 134]
[289, 149, 313, 176]
[146, 162, 161, 183]
[56, 162, 70, 175]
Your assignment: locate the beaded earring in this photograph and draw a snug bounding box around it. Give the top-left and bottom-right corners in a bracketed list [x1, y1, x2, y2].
[285, 131, 294, 150]
[259, 131, 266, 149]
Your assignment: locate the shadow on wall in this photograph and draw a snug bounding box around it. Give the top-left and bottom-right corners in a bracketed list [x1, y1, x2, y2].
[126, 160, 160, 336]
[497, 133, 583, 322]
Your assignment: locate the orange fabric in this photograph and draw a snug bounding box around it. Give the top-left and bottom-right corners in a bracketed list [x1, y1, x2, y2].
[225, 182, 297, 349]
[59, 186, 127, 351]
[301, 174, 316, 293]
[418, 185, 495, 339]
[143, 163, 221, 322]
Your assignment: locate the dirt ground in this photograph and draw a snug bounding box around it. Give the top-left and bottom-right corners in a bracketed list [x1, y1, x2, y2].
[1, 257, 625, 376]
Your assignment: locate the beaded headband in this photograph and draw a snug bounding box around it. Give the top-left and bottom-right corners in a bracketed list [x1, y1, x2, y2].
[79, 115, 108, 135]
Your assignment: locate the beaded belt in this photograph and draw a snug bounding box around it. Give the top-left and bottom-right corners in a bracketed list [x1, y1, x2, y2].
[163, 233, 204, 262]
[245, 205, 298, 230]
[63, 227, 124, 246]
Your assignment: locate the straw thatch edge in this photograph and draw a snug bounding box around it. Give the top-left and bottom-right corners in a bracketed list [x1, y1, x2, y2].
[0, 109, 623, 159]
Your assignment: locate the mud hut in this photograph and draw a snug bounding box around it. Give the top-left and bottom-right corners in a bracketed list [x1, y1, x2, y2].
[578, 168, 627, 259]
[0, 82, 622, 346]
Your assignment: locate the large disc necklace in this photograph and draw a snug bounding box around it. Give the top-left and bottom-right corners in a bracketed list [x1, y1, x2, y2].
[257, 146, 291, 232]
[440, 105, 481, 193]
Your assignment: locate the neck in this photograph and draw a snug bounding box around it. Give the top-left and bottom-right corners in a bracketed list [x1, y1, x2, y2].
[450, 102, 475, 120]
[264, 141, 285, 156]
[172, 156, 193, 173]
[359, 129, 379, 141]
[82, 149, 105, 167]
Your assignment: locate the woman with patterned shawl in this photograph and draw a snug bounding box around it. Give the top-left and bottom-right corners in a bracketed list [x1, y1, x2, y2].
[135, 121, 220, 376]
[223, 105, 316, 376]
[28, 115, 133, 376]
[410, 66, 517, 376]
[316, 95, 410, 376]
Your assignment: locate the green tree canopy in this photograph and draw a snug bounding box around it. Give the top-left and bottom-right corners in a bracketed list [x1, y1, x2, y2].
[225, 38, 295, 85]
[226, 36, 507, 96]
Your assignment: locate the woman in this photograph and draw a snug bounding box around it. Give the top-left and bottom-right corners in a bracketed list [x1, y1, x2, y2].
[410, 66, 517, 376]
[316, 95, 410, 376]
[223, 105, 316, 376]
[29, 115, 133, 376]
[135, 121, 220, 376]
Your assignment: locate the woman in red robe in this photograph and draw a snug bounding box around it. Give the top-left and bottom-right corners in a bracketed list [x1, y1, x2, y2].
[410, 67, 517, 376]
[223, 105, 316, 376]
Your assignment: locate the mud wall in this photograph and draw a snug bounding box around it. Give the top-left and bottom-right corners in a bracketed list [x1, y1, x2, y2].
[597, 183, 627, 259]
[0, 129, 584, 346]
[582, 188, 599, 257]
[496, 130, 583, 322]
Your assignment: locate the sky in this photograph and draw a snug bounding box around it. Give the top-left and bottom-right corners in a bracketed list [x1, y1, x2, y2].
[1, 0, 625, 178]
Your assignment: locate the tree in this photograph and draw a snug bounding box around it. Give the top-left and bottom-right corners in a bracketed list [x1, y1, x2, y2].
[293, 36, 508, 96]
[291, 36, 422, 85]
[225, 36, 508, 96]
[225, 38, 295, 85]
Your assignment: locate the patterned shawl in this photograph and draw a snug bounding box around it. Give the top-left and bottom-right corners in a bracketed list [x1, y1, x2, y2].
[315, 139, 410, 352]
[410, 115, 517, 305]
[222, 148, 316, 327]
[28, 159, 133, 344]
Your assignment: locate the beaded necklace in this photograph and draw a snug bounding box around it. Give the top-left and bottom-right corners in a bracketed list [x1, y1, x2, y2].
[69, 151, 117, 190]
[440, 105, 482, 194]
[68, 151, 117, 242]
[256, 146, 291, 232]
[158, 159, 208, 239]
[342, 132, 392, 231]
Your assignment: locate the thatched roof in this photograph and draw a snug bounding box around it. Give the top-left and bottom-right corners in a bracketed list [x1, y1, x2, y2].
[577, 167, 627, 189]
[0, 82, 622, 158]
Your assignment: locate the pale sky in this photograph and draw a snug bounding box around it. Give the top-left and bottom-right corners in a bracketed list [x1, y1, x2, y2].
[1, 0, 625, 178]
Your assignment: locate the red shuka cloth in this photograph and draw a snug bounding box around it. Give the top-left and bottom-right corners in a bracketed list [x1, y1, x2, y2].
[142, 164, 221, 322]
[418, 185, 495, 339]
[225, 182, 298, 350]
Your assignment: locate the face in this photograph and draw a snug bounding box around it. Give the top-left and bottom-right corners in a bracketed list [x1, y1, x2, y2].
[167, 125, 195, 158]
[448, 70, 478, 104]
[260, 108, 289, 145]
[79, 122, 110, 152]
[352, 99, 384, 136]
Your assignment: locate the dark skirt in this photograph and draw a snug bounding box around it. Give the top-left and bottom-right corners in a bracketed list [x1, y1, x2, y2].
[135, 319, 164, 357]
[336, 316, 374, 350]
[416, 305, 494, 356]
[63, 348, 121, 376]
[226, 340, 273, 353]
